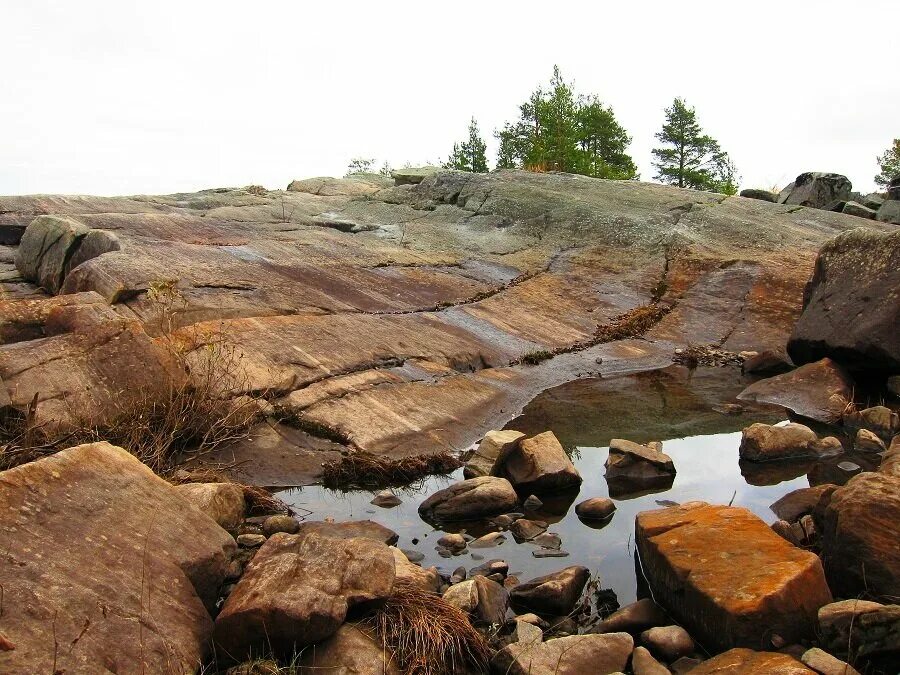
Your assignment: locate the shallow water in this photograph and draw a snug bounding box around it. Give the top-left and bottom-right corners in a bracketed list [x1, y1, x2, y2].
[276, 366, 875, 607]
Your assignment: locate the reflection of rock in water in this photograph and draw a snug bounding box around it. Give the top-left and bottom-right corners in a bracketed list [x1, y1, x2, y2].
[739, 452, 881, 488]
[607, 473, 676, 500]
[506, 365, 783, 449]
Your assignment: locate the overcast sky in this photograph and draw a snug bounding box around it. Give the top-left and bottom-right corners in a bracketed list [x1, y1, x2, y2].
[2, 1, 897, 196]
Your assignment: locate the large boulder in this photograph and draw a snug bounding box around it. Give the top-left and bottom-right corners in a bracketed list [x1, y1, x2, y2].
[295, 623, 401, 674]
[788, 229, 900, 374]
[492, 430, 582, 493]
[876, 199, 900, 224]
[689, 648, 815, 674]
[465, 429, 524, 478]
[818, 599, 900, 660]
[442, 575, 509, 625]
[635, 502, 832, 651]
[819, 472, 900, 601]
[491, 632, 633, 675]
[737, 358, 853, 423]
[777, 172, 852, 210]
[418, 476, 519, 522]
[213, 531, 396, 660]
[738, 422, 836, 462]
[0, 442, 236, 675]
[174, 481, 246, 531]
[509, 565, 590, 616]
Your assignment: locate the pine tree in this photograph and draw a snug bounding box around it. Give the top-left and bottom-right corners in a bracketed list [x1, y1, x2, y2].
[652, 98, 737, 194]
[444, 118, 489, 173]
[875, 138, 900, 188]
[345, 157, 375, 176]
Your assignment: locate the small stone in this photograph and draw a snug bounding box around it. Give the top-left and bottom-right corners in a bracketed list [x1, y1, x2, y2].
[401, 549, 424, 563]
[523, 495, 543, 510]
[509, 518, 548, 541]
[451, 566, 467, 584]
[837, 461, 861, 473]
[469, 532, 507, 548]
[236, 533, 267, 548]
[370, 490, 403, 508]
[575, 497, 616, 521]
[855, 428, 886, 453]
[532, 532, 562, 550]
[437, 533, 467, 553]
[641, 625, 695, 662]
[261, 515, 300, 537]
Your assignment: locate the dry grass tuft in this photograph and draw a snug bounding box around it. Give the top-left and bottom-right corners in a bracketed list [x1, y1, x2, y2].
[321, 451, 461, 489]
[594, 303, 672, 343]
[364, 580, 491, 675]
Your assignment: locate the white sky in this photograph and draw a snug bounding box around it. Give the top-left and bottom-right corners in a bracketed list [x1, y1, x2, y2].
[2, 1, 897, 196]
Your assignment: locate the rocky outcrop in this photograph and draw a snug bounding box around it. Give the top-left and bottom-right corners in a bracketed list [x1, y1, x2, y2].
[491, 632, 633, 675]
[777, 172, 852, 210]
[174, 481, 246, 531]
[509, 566, 590, 616]
[737, 358, 853, 423]
[213, 531, 396, 660]
[636, 502, 832, 651]
[788, 229, 900, 374]
[492, 430, 582, 493]
[418, 476, 519, 522]
[464, 429, 524, 478]
[820, 472, 900, 601]
[689, 648, 815, 674]
[0, 442, 235, 675]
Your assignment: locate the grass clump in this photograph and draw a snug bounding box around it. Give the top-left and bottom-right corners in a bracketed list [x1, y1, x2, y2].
[521, 349, 554, 365]
[321, 451, 461, 489]
[594, 302, 672, 342]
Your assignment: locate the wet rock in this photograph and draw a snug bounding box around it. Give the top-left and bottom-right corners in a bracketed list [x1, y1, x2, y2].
[492, 430, 582, 493]
[509, 517, 548, 541]
[532, 549, 570, 558]
[788, 229, 900, 374]
[437, 532, 468, 553]
[471, 559, 509, 579]
[771, 484, 838, 522]
[737, 358, 853, 423]
[820, 472, 900, 600]
[296, 519, 399, 545]
[818, 599, 900, 659]
[800, 647, 861, 675]
[688, 648, 815, 674]
[670, 656, 703, 674]
[636, 502, 832, 650]
[465, 429, 525, 478]
[469, 531, 507, 548]
[491, 632, 633, 675]
[740, 188, 777, 202]
[391, 547, 440, 592]
[632, 646, 672, 675]
[175, 481, 246, 531]
[213, 531, 395, 660]
[296, 623, 401, 675]
[509, 565, 590, 616]
[419, 476, 519, 522]
[442, 575, 509, 625]
[0, 442, 236, 675]
[532, 532, 562, 550]
[370, 490, 402, 507]
[641, 625, 695, 662]
[855, 428, 886, 453]
[262, 514, 301, 536]
[739, 423, 819, 461]
[591, 598, 669, 635]
[844, 405, 900, 443]
[575, 497, 617, 521]
[741, 349, 792, 374]
[523, 494, 544, 510]
[606, 438, 676, 479]
[237, 533, 267, 547]
[777, 172, 852, 210]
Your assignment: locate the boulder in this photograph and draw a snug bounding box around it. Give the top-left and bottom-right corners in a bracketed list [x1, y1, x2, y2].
[606, 438, 676, 478]
[632, 646, 672, 675]
[442, 575, 509, 625]
[641, 625, 695, 662]
[818, 599, 900, 659]
[575, 496, 617, 521]
[213, 531, 396, 660]
[770, 484, 838, 522]
[296, 623, 401, 675]
[391, 166, 440, 185]
[738, 358, 854, 423]
[777, 172, 852, 210]
[688, 648, 815, 674]
[465, 429, 525, 479]
[738, 423, 822, 462]
[418, 476, 519, 522]
[509, 565, 590, 616]
[491, 632, 633, 675]
[295, 519, 398, 545]
[492, 430, 582, 493]
[509, 517, 548, 541]
[636, 502, 832, 651]
[590, 598, 669, 635]
[855, 428, 886, 453]
[841, 201, 877, 219]
[788, 229, 900, 374]
[820, 472, 900, 600]
[876, 199, 900, 224]
[174, 481, 246, 530]
[739, 188, 777, 202]
[843, 405, 900, 443]
[390, 547, 440, 593]
[15, 215, 90, 293]
[0, 442, 236, 675]
[800, 648, 861, 675]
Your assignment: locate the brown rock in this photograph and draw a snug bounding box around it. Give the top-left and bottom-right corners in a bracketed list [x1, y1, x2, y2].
[296, 519, 399, 545]
[262, 514, 301, 536]
[800, 647, 861, 675]
[575, 496, 617, 521]
[737, 358, 853, 423]
[508, 517, 548, 541]
[818, 599, 900, 659]
[465, 429, 525, 478]
[590, 598, 669, 635]
[296, 623, 401, 674]
[390, 547, 440, 593]
[632, 645, 672, 675]
[636, 502, 832, 651]
[771, 484, 838, 522]
[880, 435, 900, 477]
[844, 405, 900, 443]
[742, 349, 792, 374]
[0, 442, 235, 675]
[492, 430, 582, 493]
[739, 423, 821, 461]
[689, 648, 815, 674]
[509, 565, 590, 616]
[175, 481, 246, 530]
[213, 531, 395, 660]
[418, 476, 519, 522]
[606, 438, 676, 477]
[442, 575, 509, 625]
[854, 428, 886, 453]
[641, 625, 695, 662]
[491, 632, 633, 675]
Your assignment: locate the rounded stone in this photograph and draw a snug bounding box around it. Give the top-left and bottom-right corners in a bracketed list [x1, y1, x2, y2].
[575, 497, 617, 521]
[262, 515, 301, 536]
[641, 624, 695, 662]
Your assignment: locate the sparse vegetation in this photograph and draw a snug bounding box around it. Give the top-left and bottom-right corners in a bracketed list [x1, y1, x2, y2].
[594, 303, 672, 342]
[521, 349, 554, 365]
[321, 451, 461, 489]
[875, 138, 900, 188]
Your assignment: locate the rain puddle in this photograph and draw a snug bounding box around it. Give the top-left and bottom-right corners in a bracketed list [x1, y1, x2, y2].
[276, 366, 875, 606]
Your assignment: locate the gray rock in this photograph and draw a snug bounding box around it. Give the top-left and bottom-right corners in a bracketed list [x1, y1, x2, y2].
[876, 199, 900, 224]
[841, 201, 877, 219]
[862, 193, 885, 210]
[391, 166, 440, 185]
[739, 188, 777, 202]
[523, 494, 544, 510]
[777, 172, 852, 210]
[418, 476, 519, 522]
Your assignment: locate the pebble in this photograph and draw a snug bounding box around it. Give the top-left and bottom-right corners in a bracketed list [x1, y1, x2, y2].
[370, 490, 403, 507]
[437, 533, 467, 552]
[402, 549, 424, 563]
[532, 549, 569, 558]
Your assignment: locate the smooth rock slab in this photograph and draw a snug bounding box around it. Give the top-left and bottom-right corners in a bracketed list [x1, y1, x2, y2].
[213, 531, 395, 660]
[295, 519, 399, 545]
[688, 648, 815, 674]
[0, 442, 236, 675]
[491, 632, 633, 675]
[635, 502, 832, 651]
[418, 476, 519, 522]
[801, 647, 861, 675]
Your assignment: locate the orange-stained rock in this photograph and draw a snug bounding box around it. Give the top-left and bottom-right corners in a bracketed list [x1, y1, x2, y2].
[689, 648, 815, 674]
[0, 442, 236, 675]
[635, 502, 832, 651]
[820, 472, 900, 601]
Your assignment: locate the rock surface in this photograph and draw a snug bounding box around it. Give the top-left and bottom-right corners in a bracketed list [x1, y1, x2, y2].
[295, 519, 399, 545]
[606, 438, 676, 477]
[492, 430, 582, 493]
[418, 476, 519, 522]
[491, 632, 633, 675]
[509, 565, 590, 616]
[777, 172, 852, 210]
[0, 442, 235, 675]
[632, 646, 672, 675]
[688, 648, 815, 674]
[636, 502, 832, 651]
[465, 429, 525, 478]
[442, 575, 509, 625]
[295, 623, 401, 675]
[738, 422, 822, 461]
[818, 599, 900, 659]
[575, 496, 617, 521]
[174, 481, 246, 530]
[590, 598, 669, 635]
[800, 647, 861, 675]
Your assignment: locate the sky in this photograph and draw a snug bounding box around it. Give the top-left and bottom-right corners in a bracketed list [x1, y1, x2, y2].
[2, 1, 897, 196]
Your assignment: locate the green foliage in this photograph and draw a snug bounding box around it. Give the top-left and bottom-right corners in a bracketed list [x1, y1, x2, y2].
[875, 138, 900, 188]
[445, 117, 489, 173]
[652, 98, 739, 194]
[495, 66, 638, 180]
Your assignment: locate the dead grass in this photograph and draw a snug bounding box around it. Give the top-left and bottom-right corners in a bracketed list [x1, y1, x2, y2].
[321, 451, 461, 489]
[594, 303, 672, 343]
[363, 580, 491, 675]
